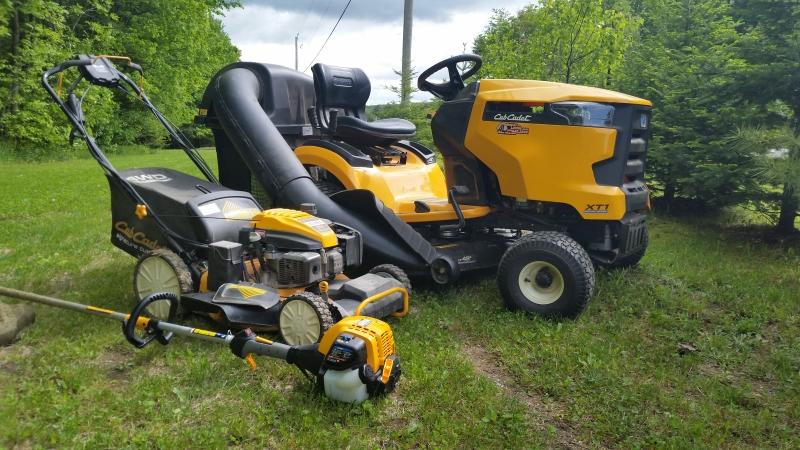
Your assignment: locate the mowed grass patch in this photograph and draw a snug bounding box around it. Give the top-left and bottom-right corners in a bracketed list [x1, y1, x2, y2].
[0, 150, 798, 448]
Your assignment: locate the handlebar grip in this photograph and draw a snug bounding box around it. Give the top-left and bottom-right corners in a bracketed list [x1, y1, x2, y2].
[123, 292, 179, 348]
[43, 59, 93, 79]
[127, 62, 143, 73]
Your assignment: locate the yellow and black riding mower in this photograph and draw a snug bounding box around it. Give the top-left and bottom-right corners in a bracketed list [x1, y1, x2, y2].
[198, 54, 652, 318]
[42, 55, 411, 345]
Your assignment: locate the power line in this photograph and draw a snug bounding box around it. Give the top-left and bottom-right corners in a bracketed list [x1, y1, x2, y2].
[303, 0, 352, 72]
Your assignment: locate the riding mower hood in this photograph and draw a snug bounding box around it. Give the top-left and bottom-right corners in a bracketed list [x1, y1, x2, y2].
[198, 54, 652, 318]
[42, 55, 411, 345]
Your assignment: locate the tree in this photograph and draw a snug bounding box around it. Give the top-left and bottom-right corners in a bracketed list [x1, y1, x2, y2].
[0, 0, 240, 154]
[474, 0, 640, 87]
[385, 66, 419, 105]
[729, 1, 800, 230]
[730, 124, 800, 233]
[617, 0, 759, 209]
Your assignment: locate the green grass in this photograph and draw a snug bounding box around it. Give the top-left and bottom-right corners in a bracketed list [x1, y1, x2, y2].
[1, 150, 798, 448]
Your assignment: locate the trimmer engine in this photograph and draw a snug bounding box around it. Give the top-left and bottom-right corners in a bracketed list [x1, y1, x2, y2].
[316, 315, 400, 403]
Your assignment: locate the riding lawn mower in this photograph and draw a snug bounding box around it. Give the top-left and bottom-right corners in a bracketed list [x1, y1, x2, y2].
[197, 54, 652, 318]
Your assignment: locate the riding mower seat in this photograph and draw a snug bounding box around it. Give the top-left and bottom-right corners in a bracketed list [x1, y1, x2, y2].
[311, 63, 416, 146]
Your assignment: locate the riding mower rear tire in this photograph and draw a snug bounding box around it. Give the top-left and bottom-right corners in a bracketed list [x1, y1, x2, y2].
[497, 232, 595, 319]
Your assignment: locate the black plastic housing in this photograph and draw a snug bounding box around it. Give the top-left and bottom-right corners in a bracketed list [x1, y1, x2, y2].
[108, 167, 260, 258]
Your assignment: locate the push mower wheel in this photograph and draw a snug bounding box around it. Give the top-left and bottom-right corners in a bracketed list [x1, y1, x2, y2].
[279, 291, 334, 345]
[133, 249, 192, 320]
[497, 232, 595, 319]
[369, 264, 412, 294]
[598, 227, 649, 270]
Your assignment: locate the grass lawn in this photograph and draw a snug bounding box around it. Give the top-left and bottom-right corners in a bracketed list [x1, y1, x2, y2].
[1, 150, 798, 448]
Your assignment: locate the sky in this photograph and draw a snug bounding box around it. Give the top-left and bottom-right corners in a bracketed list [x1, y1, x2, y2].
[221, 0, 531, 104]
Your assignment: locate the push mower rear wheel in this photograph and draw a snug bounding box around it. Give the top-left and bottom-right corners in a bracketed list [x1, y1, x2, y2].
[279, 292, 334, 345]
[133, 249, 192, 320]
[497, 232, 595, 319]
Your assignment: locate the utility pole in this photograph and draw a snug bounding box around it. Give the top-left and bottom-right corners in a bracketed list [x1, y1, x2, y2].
[295, 33, 300, 71]
[400, 0, 413, 106]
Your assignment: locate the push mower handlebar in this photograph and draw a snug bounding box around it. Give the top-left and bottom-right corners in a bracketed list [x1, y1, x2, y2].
[43, 58, 93, 81]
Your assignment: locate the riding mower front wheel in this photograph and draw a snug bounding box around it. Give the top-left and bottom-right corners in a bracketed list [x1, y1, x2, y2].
[497, 232, 595, 319]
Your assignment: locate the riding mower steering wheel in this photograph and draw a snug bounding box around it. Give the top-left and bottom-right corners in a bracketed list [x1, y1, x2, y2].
[417, 54, 483, 101]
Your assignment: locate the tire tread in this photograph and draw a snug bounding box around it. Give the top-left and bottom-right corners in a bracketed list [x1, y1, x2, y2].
[497, 231, 595, 318]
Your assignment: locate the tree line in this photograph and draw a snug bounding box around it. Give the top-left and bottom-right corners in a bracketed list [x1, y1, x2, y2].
[1, 0, 797, 233]
[0, 0, 239, 155]
[474, 0, 798, 233]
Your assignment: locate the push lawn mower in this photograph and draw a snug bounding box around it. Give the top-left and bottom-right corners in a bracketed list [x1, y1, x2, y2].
[42, 55, 411, 345]
[197, 54, 652, 318]
[0, 286, 400, 403]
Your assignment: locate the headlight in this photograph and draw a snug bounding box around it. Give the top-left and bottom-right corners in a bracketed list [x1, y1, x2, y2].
[549, 101, 615, 128]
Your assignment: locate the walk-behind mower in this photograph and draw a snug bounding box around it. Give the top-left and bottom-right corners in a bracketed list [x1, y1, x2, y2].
[42, 55, 411, 345]
[0, 287, 401, 403]
[197, 54, 652, 318]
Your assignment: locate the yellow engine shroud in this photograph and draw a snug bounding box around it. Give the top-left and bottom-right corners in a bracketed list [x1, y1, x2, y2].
[464, 79, 652, 221]
[318, 315, 395, 372]
[298, 79, 651, 223]
[250, 208, 338, 248]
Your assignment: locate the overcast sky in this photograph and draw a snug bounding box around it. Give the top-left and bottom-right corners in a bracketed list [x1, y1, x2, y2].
[221, 0, 531, 104]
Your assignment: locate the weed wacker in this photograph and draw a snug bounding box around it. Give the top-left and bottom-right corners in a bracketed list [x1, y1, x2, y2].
[0, 286, 400, 404]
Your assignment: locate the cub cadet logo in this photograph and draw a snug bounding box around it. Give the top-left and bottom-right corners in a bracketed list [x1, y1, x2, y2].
[493, 113, 532, 122]
[126, 173, 171, 184]
[114, 221, 162, 250]
[496, 123, 530, 135]
[584, 204, 610, 214]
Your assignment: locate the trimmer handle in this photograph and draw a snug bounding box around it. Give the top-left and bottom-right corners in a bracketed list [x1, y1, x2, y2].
[123, 292, 180, 348]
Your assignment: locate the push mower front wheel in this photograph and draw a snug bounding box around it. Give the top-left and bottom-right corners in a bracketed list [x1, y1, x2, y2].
[497, 232, 595, 319]
[133, 249, 192, 320]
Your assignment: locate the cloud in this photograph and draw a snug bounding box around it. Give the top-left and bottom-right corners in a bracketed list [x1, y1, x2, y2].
[239, 0, 508, 22]
[224, 0, 532, 104]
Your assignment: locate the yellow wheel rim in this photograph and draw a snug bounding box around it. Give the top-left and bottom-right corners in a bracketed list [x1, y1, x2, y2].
[518, 261, 565, 305]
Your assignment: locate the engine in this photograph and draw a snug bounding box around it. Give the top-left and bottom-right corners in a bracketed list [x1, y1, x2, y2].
[206, 208, 362, 290]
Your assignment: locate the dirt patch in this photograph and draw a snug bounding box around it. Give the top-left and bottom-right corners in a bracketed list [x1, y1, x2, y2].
[45, 272, 74, 292]
[95, 346, 135, 383]
[461, 342, 591, 450]
[0, 344, 32, 361]
[79, 253, 116, 276]
[146, 358, 169, 377]
[0, 361, 19, 374]
[696, 360, 779, 400]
